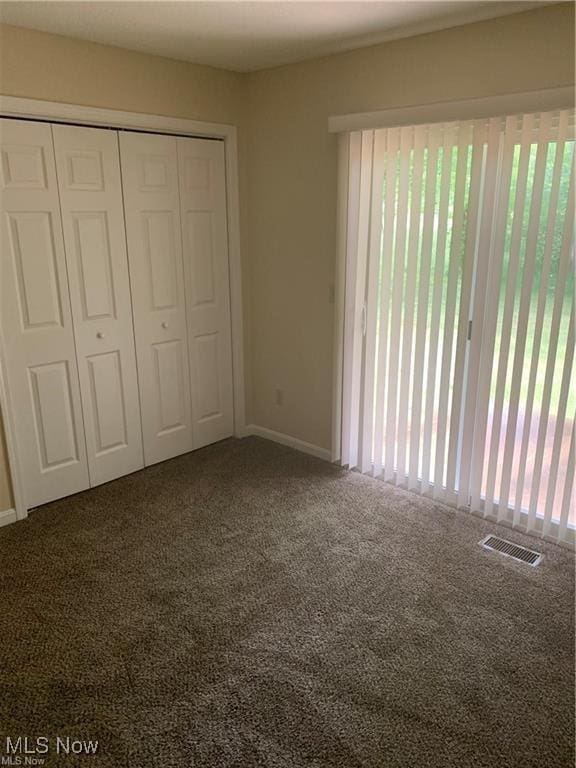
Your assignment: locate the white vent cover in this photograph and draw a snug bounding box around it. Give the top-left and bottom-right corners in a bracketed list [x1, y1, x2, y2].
[480, 535, 543, 566]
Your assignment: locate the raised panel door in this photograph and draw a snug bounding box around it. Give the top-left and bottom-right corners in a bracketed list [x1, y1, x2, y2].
[119, 131, 193, 465]
[0, 118, 89, 507]
[177, 137, 234, 448]
[53, 124, 144, 486]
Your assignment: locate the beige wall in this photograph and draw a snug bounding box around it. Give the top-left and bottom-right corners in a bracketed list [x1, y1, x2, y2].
[0, 4, 574, 509]
[243, 3, 575, 450]
[0, 24, 243, 122]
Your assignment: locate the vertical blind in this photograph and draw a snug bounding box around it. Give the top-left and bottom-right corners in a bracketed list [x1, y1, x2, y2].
[341, 109, 575, 546]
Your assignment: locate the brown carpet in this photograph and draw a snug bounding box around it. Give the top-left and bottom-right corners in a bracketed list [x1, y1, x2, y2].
[0, 436, 574, 767]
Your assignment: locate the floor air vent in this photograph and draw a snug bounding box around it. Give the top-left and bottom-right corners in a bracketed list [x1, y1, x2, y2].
[480, 535, 543, 566]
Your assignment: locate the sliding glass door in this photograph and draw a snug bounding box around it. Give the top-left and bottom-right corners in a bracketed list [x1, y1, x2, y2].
[472, 112, 574, 536]
[341, 109, 575, 545]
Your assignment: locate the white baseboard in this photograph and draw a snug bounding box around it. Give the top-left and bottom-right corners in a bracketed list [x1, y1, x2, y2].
[245, 424, 332, 462]
[0, 508, 18, 528]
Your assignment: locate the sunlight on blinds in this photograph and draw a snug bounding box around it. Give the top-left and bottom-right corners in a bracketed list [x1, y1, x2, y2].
[341, 109, 575, 545]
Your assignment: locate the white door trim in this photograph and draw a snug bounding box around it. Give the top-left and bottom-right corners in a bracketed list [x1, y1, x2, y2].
[0, 95, 246, 517]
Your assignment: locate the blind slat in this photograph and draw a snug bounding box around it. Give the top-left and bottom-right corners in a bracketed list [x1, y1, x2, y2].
[360, 133, 385, 475]
[482, 115, 534, 519]
[384, 127, 412, 481]
[458, 117, 502, 508]
[496, 111, 553, 520]
[395, 125, 426, 483]
[445, 121, 487, 497]
[469, 116, 516, 511]
[358, 131, 377, 473]
[420, 124, 456, 490]
[348, 131, 373, 468]
[433, 123, 471, 497]
[372, 128, 399, 475]
[340, 133, 362, 467]
[408, 126, 442, 490]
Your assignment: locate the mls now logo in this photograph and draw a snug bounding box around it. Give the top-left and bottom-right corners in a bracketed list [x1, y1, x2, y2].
[55, 737, 98, 755]
[2, 736, 98, 764]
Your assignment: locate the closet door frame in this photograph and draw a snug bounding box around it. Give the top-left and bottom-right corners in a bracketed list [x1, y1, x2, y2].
[0, 95, 246, 522]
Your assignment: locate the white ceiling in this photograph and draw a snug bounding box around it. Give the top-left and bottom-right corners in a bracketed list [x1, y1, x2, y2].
[0, 1, 550, 73]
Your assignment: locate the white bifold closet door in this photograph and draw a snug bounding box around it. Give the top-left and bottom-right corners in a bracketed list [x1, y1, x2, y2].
[119, 132, 194, 465]
[177, 138, 234, 448]
[120, 132, 234, 464]
[1, 119, 235, 509]
[0, 119, 90, 507]
[52, 124, 144, 486]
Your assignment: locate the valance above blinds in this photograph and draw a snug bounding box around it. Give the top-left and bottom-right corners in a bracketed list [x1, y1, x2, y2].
[328, 86, 575, 133]
[340, 108, 575, 545]
[362, 112, 575, 141]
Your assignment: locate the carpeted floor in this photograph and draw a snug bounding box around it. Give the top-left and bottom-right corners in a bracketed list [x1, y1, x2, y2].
[0, 436, 574, 768]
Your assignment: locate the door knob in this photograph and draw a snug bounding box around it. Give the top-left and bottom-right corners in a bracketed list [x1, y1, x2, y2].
[96, 331, 105, 339]
[161, 322, 169, 329]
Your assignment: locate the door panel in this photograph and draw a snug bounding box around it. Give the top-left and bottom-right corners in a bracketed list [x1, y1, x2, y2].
[119, 132, 193, 465]
[29, 361, 80, 470]
[193, 332, 222, 420]
[152, 340, 188, 434]
[142, 211, 179, 310]
[86, 351, 128, 454]
[53, 124, 144, 486]
[8, 211, 64, 328]
[177, 138, 234, 448]
[186, 211, 216, 305]
[71, 212, 116, 319]
[0, 119, 89, 507]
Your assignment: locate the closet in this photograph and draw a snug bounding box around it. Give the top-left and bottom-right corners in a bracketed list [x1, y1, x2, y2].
[0, 118, 234, 510]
